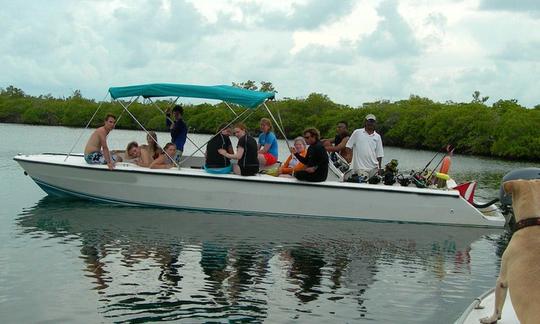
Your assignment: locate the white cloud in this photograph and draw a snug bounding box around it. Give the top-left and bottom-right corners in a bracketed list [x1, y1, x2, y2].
[0, 0, 539, 107]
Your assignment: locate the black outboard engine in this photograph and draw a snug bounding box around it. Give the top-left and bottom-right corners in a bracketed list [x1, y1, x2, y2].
[499, 168, 540, 213]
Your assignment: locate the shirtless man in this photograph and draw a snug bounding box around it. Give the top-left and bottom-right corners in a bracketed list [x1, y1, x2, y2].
[84, 114, 117, 170]
[480, 179, 540, 324]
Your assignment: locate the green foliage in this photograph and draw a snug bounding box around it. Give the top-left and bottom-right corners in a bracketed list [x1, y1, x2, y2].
[0, 85, 539, 161]
[232, 80, 276, 93]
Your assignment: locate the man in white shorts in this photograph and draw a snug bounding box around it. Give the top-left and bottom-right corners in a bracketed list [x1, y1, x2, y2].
[346, 114, 384, 177]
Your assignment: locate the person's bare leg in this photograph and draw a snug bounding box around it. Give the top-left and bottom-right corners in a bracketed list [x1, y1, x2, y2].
[233, 164, 241, 175]
[257, 154, 266, 167]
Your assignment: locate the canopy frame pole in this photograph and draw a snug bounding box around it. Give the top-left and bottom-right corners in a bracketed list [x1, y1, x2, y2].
[224, 102, 238, 116]
[263, 102, 291, 149]
[64, 92, 109, 161]
[147, 97, 205, 156]
[119, 97, 164, 159]
[117, 98, 180, 168]
[178, 106, 256, 166]
[115, 107, 126, 125]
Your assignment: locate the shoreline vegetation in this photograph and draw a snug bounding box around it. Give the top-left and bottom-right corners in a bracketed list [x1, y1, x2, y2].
[1, 85, 539, 161]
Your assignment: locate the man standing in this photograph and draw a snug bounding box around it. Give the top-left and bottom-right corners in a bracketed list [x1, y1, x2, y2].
[166, 105, 187, 162]
[84, 114, 117, 170]
[346, 114, 384, 177]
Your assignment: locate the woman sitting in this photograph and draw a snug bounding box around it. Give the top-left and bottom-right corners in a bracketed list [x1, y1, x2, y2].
[140, 131, 162, 167]
[257, 118, 278, 167]
[279, 137, 307, 176]
[218, 123, 259, 176]
[150, 143, 177, 169]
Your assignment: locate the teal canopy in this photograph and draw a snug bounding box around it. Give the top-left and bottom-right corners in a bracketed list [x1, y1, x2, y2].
[108, 83, 275, 109]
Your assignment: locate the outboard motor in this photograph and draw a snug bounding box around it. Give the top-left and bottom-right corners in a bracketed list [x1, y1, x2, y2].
[499, 168, 540, 213]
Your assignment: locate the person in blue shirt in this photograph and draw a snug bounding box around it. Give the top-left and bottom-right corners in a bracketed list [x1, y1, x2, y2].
[166, 105, 188, 162]
[257, 118, 278, 166]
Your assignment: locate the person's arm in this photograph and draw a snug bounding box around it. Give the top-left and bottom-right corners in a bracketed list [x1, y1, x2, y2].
[150, 155, 173, 169]
[219, 147, 242, 160]
[321, 138, 335, 144]
[293, 147, 310, 164]
[226, 145, 234, 155]
[99, 132, 114, 170]
[335, 136, 349, 151]
[376, 136, 384, 172]
[260, 143, 271, 154]
[327, 136, 349, 152]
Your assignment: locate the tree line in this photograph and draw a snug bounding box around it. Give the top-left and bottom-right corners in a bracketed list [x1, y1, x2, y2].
[1, 85, 539, 161]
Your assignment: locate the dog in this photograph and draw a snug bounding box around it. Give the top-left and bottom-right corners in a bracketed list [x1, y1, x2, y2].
[480, 179, 540, 324]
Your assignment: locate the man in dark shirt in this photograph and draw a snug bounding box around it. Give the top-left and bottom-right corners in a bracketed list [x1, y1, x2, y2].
[205, 123, 234, 172]
[324, 120, 351, 163]
[166, 105, 188, 162]
[291, 128, 328, 182]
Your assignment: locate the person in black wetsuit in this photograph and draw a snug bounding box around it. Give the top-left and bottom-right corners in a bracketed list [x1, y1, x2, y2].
[290, 128, 328, 182]
[205, 123, 234, 173]
[218, 122, 259, 176]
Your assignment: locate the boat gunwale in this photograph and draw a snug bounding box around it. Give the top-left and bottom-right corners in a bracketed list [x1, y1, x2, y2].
[15, 153, 464, 198]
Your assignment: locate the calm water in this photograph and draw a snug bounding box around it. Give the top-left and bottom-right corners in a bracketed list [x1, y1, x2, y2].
[0, 123, 536, 323]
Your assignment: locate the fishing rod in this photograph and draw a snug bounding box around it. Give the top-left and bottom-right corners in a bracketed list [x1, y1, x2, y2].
[420, 144, 449, 173]
[426, 145, 454, 181]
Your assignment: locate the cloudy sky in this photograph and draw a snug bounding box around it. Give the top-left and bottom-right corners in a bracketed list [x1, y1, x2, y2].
[1, 0, 539, 107]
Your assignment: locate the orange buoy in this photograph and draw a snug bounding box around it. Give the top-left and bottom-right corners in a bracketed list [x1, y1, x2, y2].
[439, 156, 451, 175]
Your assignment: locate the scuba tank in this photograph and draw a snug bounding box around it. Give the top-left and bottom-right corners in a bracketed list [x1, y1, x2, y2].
[382, 159, 399, 185]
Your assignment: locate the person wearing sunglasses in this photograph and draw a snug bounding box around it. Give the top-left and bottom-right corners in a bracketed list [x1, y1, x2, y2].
[289, 128, 328, 182]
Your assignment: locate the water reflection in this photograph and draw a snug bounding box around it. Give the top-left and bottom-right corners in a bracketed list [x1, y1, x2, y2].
[17, 197, 503, 322]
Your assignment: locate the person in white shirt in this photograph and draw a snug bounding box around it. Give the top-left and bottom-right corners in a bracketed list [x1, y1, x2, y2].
[346, 114, 384, 177]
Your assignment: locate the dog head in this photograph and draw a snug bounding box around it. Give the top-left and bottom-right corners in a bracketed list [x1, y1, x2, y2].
[503, 179, 540, 222]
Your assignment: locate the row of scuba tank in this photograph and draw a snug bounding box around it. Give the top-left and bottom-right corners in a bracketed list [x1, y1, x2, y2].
[342, 159, 444, 188]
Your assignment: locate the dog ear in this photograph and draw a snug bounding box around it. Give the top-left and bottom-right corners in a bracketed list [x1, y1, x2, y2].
[503, 180, 515, 195]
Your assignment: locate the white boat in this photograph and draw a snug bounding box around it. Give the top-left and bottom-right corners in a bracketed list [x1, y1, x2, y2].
[14, 83, 506, 228]
[456, 288, 518, 323]
[15, 152, 503, 227]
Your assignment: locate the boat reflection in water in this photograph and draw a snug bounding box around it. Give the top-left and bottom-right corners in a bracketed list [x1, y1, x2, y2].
[17, 197, 503, 322]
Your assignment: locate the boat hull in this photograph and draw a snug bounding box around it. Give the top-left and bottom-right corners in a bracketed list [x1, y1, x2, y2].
[14, 154, 504, 227]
